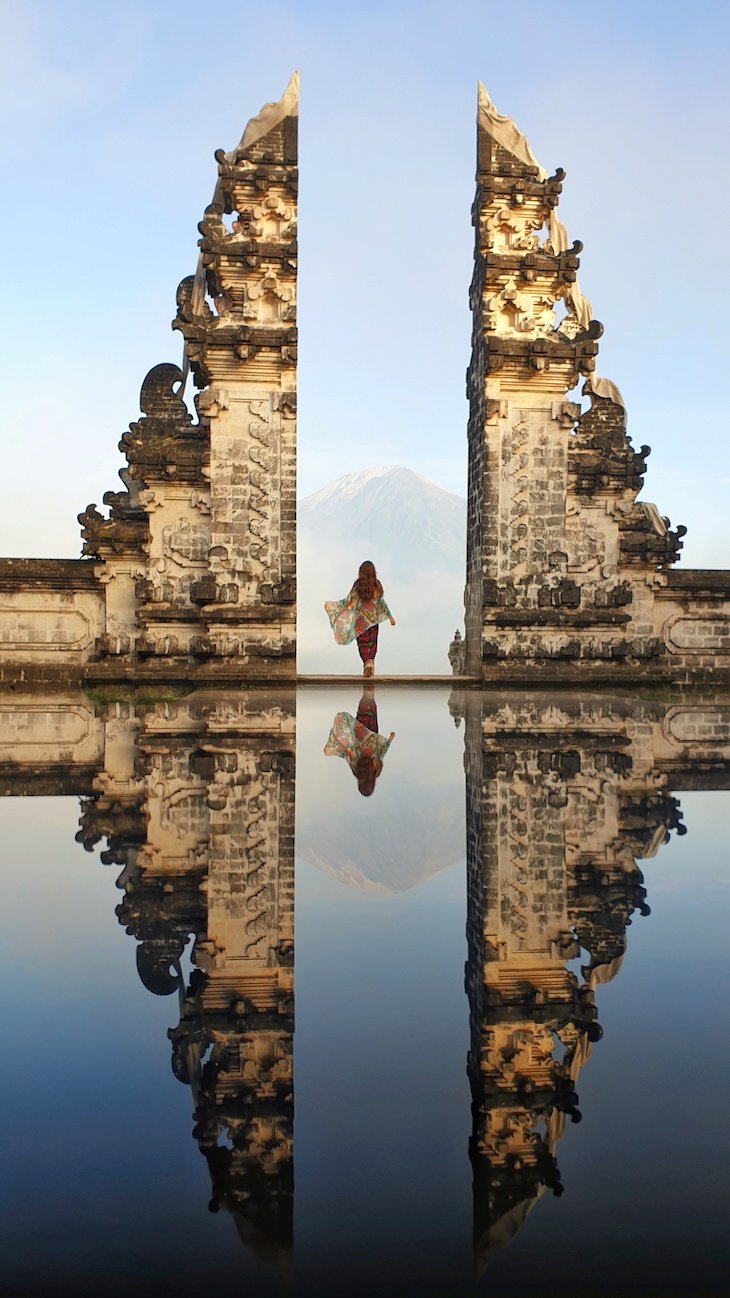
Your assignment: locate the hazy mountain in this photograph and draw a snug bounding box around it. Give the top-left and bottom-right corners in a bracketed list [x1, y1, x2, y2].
[297, 466, 466, 675]
[299, 466, 465, 573]
[296, 689, 466, 893]
[297, 782, 464, 892]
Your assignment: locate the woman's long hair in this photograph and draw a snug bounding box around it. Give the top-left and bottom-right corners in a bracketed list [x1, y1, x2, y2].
[354, 559, 383, 602]
[354, 753, 380, 797]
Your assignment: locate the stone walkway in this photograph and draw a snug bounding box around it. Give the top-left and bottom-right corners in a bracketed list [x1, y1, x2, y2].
[297, 675, 476, 686]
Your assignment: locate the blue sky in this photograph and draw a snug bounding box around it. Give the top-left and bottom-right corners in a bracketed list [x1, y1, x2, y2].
[2, 0, 728, 565]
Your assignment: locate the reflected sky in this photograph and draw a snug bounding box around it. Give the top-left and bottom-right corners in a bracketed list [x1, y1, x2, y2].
[0, 689, 728, 1298]
[297, 688, 464, 891]
[477, 788, 729, 1297]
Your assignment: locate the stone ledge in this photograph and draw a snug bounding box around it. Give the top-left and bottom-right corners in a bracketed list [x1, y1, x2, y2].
[488, 610, 632, 627]
[0, 766, 98, 795]
[82, 659, 297, 685]
[471, 658, 730, 685]
[0, 558, 101, 590]
[663, 767, 730, 791]
[201, 607, 297, 624]
[480, 732, 629, 750]
[139, 607, 209, 623]
[661, 569, 730, 595]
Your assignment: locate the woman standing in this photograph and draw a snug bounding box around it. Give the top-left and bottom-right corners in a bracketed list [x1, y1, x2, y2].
[325, 560, 396, 677]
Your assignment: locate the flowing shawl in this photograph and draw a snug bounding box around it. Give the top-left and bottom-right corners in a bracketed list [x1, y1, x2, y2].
[324, 591, 392, 646]
[323, 711, 392, 770]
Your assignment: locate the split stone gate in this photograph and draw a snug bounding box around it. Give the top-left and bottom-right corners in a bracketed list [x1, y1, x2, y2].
[0, 76, 728, 685]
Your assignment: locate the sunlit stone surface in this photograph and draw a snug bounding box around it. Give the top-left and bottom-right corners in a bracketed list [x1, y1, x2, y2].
[0, 76, 298, 686]
[464, 87, 730, 683]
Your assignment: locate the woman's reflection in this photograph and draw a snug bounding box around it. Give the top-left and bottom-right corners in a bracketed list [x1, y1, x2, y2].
[323, 687, 395, 796]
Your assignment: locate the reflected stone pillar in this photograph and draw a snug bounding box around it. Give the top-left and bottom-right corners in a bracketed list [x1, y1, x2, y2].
[462, 693, 585, 1270]
[78, 693, 296, 1262]
[184, 720, 295, 1254]
[455, 690, 685, 1272]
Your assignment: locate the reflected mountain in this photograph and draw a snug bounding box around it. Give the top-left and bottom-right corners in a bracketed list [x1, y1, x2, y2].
[297, 788, 463, 893]
[297, 467, 466, 676]
[297, 688, 464, 892]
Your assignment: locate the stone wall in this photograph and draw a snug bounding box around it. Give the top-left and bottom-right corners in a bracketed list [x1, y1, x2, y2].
[0, 559, 103, 686]
[0, 685, 104, 796]
[654, 570, 730, 683]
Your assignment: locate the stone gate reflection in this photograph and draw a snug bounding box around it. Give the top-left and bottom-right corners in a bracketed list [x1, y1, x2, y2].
[1, 687, 728, 1277]
[448, 691, 717, 1269]
[71, 692, 296, 1267]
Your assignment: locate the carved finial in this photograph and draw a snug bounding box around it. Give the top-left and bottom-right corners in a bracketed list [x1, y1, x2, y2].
[449, 628, 466, 675]
[476, 82, 547, 179]
[583, 375, 626, 411]
[240, 71, 299, 152]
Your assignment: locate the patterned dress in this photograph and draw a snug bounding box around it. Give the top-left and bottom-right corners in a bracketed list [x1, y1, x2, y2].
[325, 589, 393, 663]
[323, 702, 393, 774]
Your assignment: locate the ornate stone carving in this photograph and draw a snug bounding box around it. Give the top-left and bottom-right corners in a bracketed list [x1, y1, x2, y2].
[169, 78, 298, 676]
[461, 85, 721, 683]
[59, 80, 298, 680]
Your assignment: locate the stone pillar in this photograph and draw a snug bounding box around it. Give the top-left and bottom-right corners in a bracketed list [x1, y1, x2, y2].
[464, 85, 685, 681]
[77, 77, 298, 683]
[174, 76, 298, 680]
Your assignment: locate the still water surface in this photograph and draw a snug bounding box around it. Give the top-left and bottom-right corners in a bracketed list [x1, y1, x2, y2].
[0, 686, 728, 1297]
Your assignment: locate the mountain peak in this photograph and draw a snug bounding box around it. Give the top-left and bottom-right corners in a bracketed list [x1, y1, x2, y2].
[298, 464, 466, 576]
[300, 465, 464, 514]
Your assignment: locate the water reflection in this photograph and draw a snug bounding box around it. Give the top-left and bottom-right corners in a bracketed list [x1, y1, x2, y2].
[73, 692, 296, 1272]
[323, 686, 395, 796]
[450, 691, 694, 1270]
[0, 687, 728, 1293]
